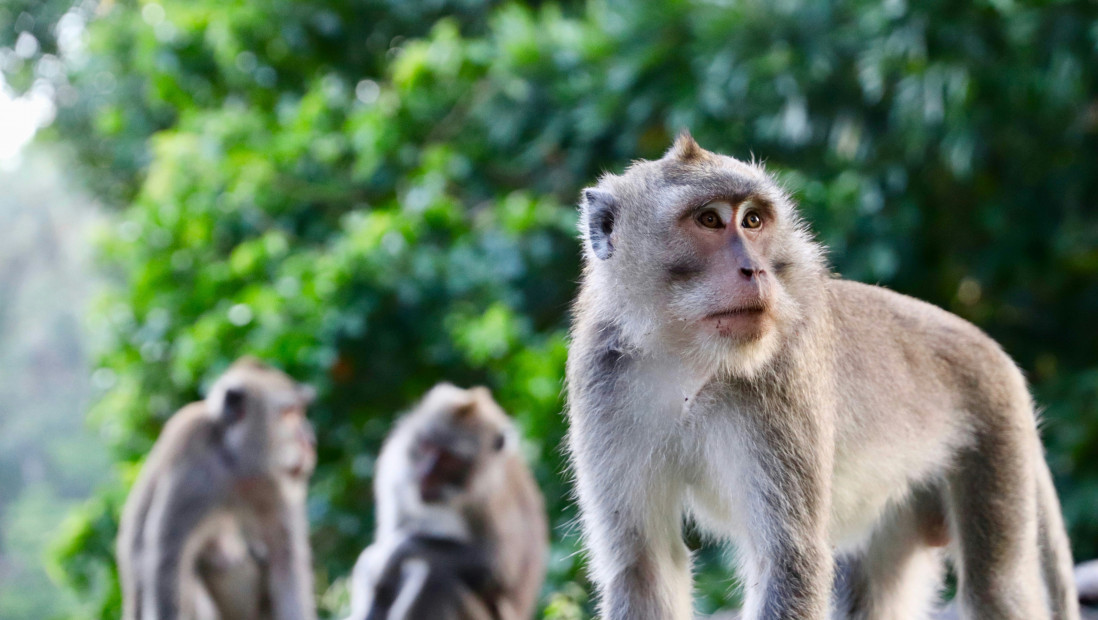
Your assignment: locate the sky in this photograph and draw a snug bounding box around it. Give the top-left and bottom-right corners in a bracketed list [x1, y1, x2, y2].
[0, 77, 54, 170]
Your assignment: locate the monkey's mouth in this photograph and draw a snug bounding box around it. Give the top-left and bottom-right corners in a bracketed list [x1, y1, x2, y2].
[703, 305, 769, 336]
[705, 305, 766, 319]
[416, 445, 473, 503]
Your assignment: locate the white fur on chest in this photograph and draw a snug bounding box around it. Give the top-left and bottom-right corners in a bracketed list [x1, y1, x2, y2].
[624, 354, 758, 539]
[626, 355, 959, 553]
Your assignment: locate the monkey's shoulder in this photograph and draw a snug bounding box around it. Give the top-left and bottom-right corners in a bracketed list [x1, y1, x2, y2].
[153, 401, 223, 460]
[134, 402, 243, 503]
[825, 279, 1010, 365]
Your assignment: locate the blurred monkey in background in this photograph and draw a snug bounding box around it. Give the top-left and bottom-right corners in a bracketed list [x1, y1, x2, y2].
[348, 384, 547, 620]
[117, 357, 317, 620]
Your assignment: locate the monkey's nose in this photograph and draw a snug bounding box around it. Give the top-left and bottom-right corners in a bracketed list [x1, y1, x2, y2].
[740, 267, 759, 280]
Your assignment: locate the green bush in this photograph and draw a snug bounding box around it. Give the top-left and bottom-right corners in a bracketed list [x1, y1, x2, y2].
[5, 0, 1096, 616]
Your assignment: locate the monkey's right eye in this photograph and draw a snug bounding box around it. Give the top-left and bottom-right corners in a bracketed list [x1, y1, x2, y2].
[696, 210, 724, 229]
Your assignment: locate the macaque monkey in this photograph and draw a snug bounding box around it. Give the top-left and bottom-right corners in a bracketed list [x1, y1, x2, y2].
[565, 133, 1078, 620]
[348, 384, 548, 620]
[117, 357, 317, 620]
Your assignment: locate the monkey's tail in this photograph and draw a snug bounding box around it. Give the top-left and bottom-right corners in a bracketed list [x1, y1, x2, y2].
[1035, 456, 1080, 620]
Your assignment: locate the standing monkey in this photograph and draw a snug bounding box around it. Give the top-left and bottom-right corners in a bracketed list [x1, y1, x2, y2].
[117, 357, 317, 620]
[565, 133, 1078, 620]
[348, 384, 548, 620]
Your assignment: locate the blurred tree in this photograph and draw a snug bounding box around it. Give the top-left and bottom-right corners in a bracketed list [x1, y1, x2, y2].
[4, 0, 1096, 617]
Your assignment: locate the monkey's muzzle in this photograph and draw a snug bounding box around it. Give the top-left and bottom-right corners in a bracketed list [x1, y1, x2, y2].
[415, 442, 473, 503]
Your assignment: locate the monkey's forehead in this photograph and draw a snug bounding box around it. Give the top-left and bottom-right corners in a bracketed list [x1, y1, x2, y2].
[210, 366, 306, 403]
[407, 407, 510, 436]
[418, 384, 509, 418]
[607, 156, 777, 212]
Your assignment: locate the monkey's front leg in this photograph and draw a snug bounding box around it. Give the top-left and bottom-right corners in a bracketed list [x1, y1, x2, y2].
[260, 504, 317, 620]
[736, 407, 834, 620]
[569, 413, 692, 620]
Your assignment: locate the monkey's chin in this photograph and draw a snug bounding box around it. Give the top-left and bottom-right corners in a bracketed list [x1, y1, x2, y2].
[419, 484, 462, 505]
[688, 312, 779, 378]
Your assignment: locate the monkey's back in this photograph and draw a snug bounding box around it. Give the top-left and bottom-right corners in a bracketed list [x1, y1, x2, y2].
[822, 279, 1038, 542]
[118, 403, 213, 602]
[825, 278, 1027, 409]
[118, 401, 241, 620]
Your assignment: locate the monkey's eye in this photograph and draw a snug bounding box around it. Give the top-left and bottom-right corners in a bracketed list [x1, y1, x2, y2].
[696, 210, 724, 229]
[492, 433, 506, 452]
[741, 211, 763, 229]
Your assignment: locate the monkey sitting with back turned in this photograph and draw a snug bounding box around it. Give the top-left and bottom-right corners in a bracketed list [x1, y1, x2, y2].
[348, 384, 548, 620]
[565, 133, 1079, 620]
[117, 357, 317, 620]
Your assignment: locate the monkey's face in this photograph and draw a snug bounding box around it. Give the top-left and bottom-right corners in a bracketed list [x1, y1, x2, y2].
[664, 196, 779, 342]
[276, 407, 316, 481]
[403, 385, 513, 506]
[580, 133, 818, 374]
[208, 357, 315, 477]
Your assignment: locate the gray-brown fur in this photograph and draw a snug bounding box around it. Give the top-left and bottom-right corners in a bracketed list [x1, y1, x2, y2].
[348, 384, 547, 620]
[566, 134, 1078, 619]
[117, 357, 316, 620]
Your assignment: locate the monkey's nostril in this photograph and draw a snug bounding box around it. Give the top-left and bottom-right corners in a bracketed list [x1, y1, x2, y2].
[740, 268, 755, 279]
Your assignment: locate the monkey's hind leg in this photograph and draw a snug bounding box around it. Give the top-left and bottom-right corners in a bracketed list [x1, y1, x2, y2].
[1035, 454, 1080, 620]
[835, 488, 947, 620]
[947, 429, 1047, 620]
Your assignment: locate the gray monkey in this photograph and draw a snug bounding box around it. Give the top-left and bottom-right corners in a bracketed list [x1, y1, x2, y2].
[348, 384, 547, 620]
[117, 357, 316, 620]
[566, 134, 1078, 620]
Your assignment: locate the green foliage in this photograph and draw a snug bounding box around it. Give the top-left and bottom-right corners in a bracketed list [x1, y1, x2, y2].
[10, 0, 1098, 616]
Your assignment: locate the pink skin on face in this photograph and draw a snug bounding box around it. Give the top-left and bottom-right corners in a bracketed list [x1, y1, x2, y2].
[682, 199, 776, 340]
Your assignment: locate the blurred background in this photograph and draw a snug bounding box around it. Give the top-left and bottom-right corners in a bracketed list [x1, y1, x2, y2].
[1, 0, 1096, 618]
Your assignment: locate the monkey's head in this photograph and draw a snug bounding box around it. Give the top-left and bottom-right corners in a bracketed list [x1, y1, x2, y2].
[384, 384, 519, 510]
[206, 357, 316, 478]
[578, 132, 825, 375]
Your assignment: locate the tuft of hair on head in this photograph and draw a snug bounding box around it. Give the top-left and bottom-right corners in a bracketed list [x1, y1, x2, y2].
[453, 400, 477, 421]
[666, 129, 706, 163]
[230, 356, 269, 371]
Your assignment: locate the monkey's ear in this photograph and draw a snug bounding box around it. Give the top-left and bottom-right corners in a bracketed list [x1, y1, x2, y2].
[220, 387, 247, 424]
[582, 188, 617, 261]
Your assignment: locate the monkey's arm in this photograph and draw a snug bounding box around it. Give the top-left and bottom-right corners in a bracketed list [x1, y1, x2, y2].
[143, 466, 224, 620]
[729, 378, 835, 619]
[487, 455, 548, 617]
[258, 494, 317, 620]
[565, 326, 692, 620]
[119, 473, 158, 620]
[349, 542, 390, 619]
[351, 536, 499, 620]
[119, 459, 163, 620]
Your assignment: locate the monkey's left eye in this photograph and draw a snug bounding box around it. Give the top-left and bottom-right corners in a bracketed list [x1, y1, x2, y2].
[492, 433, 506, 452]
[696, 210, 724, 229]
[741, 211, 763, 229]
